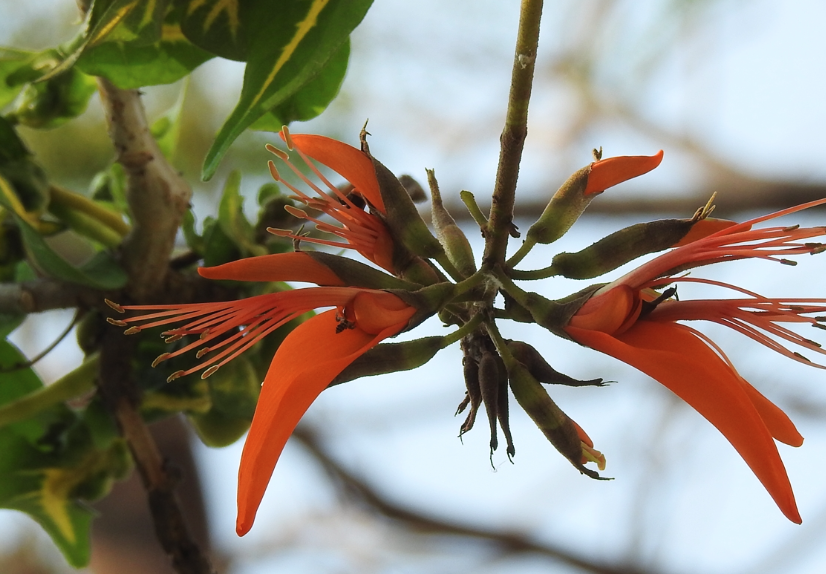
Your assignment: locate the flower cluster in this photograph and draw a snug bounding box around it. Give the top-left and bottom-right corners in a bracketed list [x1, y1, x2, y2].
[109, 127, 826, 533]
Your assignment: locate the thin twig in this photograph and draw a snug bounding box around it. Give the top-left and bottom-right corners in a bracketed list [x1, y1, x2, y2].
[293, 425, 655, 574]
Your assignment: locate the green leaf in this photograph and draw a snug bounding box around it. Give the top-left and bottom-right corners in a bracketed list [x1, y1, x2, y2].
[41, 0, 167, 81]
[0, 48, 34, 110]
[0, 177, 127, 289]
[201, 216, 240, 267]
[0, 431, 95, 567]
[201, 0, 373, 180]
[0, 341, 72, 443]
[76, 20, 213, 89]
[181, 209, 204, 254]
[178, 0, 248, 61]
[217, 171, 265, 257]
[8, 64, 98, 130]
[150, 77, 188, 160]
[249, 39, 349, 130]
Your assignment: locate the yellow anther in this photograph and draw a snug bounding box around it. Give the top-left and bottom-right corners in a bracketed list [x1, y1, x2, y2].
[105, 299, 125, 313]
[124, 326, 141, 335]
[201, 365, 220, 379]
[106, 318, 127, 327]
[166, 370, 186, 383]
[151, 353, 171, 368]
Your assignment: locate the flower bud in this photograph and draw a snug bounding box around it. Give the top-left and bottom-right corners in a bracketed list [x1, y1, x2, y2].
[506, 359, 604, 478]
[525, 151, 663, 246]
[329, 336, 444, 386]
[361, 136, 445, 260]
[427, 169, 477, 277]
[549, 217, 735, 280]
[304, 252, 418, 290]
[507, 340, 605, 387]
[457, 351, 482, 435]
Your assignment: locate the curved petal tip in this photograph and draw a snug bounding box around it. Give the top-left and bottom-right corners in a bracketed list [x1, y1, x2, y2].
[584, 150, 664, 195]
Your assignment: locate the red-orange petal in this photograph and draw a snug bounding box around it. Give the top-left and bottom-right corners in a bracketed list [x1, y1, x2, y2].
[198, 253, 346, 286]
[287, 134, 385, 213]
[741, 380, 803, 447]
[566, 320, 801, 523]
[583, 150, 664, 196]
[236, 309, 408, 536]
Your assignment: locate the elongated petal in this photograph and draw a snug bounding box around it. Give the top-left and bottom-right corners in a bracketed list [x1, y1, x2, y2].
[288, 134, 385, 213]
[566, 320, 801, 523]
[198, 253, 345, 286]
[740, 381, 803, 447]
[236, 309, 408, 535]
[583, 150, 663, 195]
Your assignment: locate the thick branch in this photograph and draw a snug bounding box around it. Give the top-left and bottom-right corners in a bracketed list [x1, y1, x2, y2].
[483, 0, 544, 267]
[98, 329, 214, 574]
[97, 78, 191, 299]
[0, 279, 96, 314]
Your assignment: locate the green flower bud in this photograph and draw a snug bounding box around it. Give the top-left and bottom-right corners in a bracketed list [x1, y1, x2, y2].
[525, 151, 663, 246]
[361, 134, 444, 260]
[507, 341, 605, 387]
[506, 359, 603, 479]
[549, 217, 736, 280]
[427, 169, 477, 277]
[330, 336, 445, 386]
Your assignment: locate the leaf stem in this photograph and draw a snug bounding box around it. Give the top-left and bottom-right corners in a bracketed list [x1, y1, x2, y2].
[49, 185, 130, 237]
[0, 354, 97, 429]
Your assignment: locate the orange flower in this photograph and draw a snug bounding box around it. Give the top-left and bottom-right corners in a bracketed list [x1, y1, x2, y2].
[107, 252, 416, 535]
[264, 128, 396, 273]
[565, 198, 826, 523]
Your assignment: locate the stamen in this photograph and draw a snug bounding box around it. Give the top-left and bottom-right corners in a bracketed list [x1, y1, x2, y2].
[268, 160, 281, 181]
[152, 353, 171, 368]
[124, 326, 141, 335]
[165, 334, 183, 343]
[280, 126, 294, 150]
[196, 347, 211, 359]
[794, 352, 812, 362]
[166, 370, 186, 383]
[201, 365, 220, 379]
[265, 143, 289, 160]
[106, 318, 127, 327]
[105, 299, 125, 313]
[780, 259, 797, 266]
[783, 225, 801, 232]
[267, 227, 293, 237]
[284, 205, 309, 218]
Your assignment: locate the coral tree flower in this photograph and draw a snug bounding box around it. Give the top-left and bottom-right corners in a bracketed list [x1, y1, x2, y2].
[264, 128, 397, 273]
[107, 252, 416, 535]
[565, 198, 826, 523]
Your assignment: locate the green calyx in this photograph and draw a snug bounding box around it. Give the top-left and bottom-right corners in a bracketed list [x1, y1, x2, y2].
[541, 218, 701, 280]
[524, 165, 591, 247]
[330, 336, 445, 386]
[366, 153, 445, 261]
[427, 168, 477, 279]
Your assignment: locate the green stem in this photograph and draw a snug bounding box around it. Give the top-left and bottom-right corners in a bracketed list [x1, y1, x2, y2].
[459, 190, 488, 229]
[481, 0, 544, 268]
[441, 313, 484, 348]
[452, 269, 488, 298]
[49, 185, 130, 237]
[493, 266, 532, 307]
[434, 252, 464, 282]
[508, 263, 559, 281]
[505, 237, 537, 269]
[0, 354, 98, 429]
